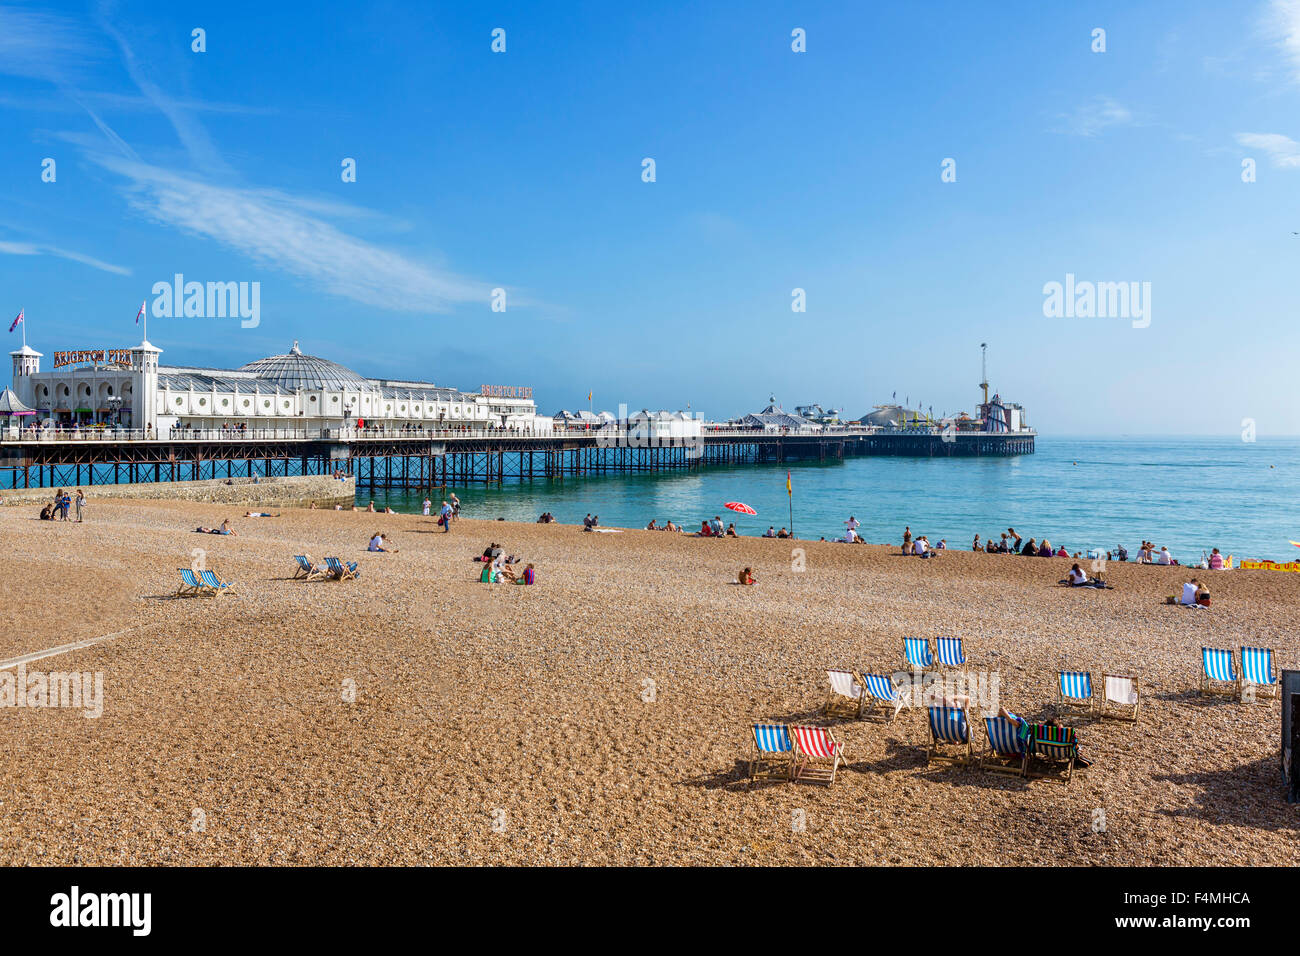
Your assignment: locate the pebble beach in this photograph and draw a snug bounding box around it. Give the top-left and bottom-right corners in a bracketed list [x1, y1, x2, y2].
[0, 498, 1296, 866]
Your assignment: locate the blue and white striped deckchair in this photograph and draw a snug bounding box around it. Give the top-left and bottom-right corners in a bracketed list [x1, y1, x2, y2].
[176, 567, 207, 597]
[293, 555, 326, 580]
[903, 637, 934, 670]
[1239, 647, 1278, 701]
[935, 637, 967, 670]
[748, 724, 794, 786]
[199, 569, 236, 597]
[824, 669, 864, 719]
[926, 706, 972, 766]
[1057, 671, 1095, 714]
[1199, 647, 1237, 697]
[325, 556, 361, 581]
[857, 671, 900, 722]
[981, 716, 1027, 776]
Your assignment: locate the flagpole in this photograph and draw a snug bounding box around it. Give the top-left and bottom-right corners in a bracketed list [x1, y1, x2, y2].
[21, 308, 26, 348]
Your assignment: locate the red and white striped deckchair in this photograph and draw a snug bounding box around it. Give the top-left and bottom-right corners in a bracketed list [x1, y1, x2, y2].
[790, 725, 846, 785]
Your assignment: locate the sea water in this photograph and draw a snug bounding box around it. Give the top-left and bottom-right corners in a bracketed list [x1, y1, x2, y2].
[363, 436, 1300, 563]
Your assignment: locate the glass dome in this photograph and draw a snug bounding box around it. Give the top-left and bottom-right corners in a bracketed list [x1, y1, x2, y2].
[239, 341, 372, 391]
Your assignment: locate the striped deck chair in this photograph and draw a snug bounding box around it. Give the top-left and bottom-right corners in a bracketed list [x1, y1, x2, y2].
[824, 669, 864, 719]
[1239, 647, 1278, 701]
[926, 706, 972, 767]
[981, 716, 1027, 776]
[293, 555, 326, 580]
[1199, 647, 1237, 697]
[1057, 671, 1095, 715]
[903, 637, 934, 671]
[748, 724, 794, 787]
[1100, 673, 1140, 722]
[198, 569, 235, 597]
[935, 637, 967, 670]
[176, 567, 207, 597]
[1025, 723, 1078, 784]
[790, 725, 845, 785]
[325, 556, 361, 581]
[857, 671, 900, 722]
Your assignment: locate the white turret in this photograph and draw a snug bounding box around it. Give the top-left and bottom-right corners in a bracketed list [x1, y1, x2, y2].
[130, 339, 162, 433]
[10, 343, 41, 408]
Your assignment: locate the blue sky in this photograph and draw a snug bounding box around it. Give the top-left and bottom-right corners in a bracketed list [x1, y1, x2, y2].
[2, 0, 1300, 434]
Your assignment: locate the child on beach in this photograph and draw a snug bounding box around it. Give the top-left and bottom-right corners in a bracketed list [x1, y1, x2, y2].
[75, 489, 86, 522]
[737, 567, 756, 585]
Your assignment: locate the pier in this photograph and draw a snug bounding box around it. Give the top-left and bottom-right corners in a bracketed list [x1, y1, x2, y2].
[0, 425, 1035, 491]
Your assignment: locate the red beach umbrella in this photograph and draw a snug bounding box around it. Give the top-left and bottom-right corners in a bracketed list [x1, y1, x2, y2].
[725, 501, 757, 516]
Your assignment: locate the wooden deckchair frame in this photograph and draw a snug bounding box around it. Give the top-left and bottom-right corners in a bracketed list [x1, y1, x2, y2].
[1099, 673, 1140, 722]
[790, 725, 845, 786]
[1239, 648, 1279, 702]
[748, 725, 794, 788]
[325, 556, 360, 581]
[199, 569, 235, 598]
[1024, 724, 1077, 785]
[293, 555, 328, 581]
[175, 568, 206, 598]
[979, 716, 1027, 777]
[823, 669, 864, 719]
[1056, 670, 1096, 716]
[856, 671, 899, 723]
[926, 707, 973, 768]
[1199, 648, 1238, 698]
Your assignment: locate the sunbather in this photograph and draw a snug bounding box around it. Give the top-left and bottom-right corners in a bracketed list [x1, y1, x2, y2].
[738, 567, 756, 585]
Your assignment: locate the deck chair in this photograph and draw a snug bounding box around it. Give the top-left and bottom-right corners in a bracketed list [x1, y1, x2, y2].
[748, 724, 794, 787]
[176, 567, 207, 597]
[824, 669, 864, 719]
[1025, 723, 1078, 785]
[790, 725, 845, 785]
[1239, 647, 1279, 701]
[981, 716, 1027, 776]
[1199, 647, 1237, 697]
[926, 706, 972, 767]
[1057, 671, 1095, 715]
[293, 555, 327, 580]
[903, 637, 934, 671]
[935, 637, 967, 670]
[857, 671, 900, 722]
[198, 569, 235, 597]
[1099, 673, 1140, 721]
[324, 556, 361, 581]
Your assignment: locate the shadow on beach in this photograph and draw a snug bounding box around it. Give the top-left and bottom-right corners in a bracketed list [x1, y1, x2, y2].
[1154, 756, 1298, 832]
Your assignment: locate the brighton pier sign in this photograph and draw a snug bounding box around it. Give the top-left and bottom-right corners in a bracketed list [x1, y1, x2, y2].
[480, 384, 533, 399]
[52, 348, 133, 369]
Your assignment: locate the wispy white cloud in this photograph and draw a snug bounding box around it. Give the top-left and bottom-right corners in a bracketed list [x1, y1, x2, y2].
[1267, 0, 1300, 83]
[0, 6, 97, 84]
[0, 239, 131, 275]
[1236, 131, 1300, 166]
[90, 154, 489, 311]
[1051, 97, 1135, 137]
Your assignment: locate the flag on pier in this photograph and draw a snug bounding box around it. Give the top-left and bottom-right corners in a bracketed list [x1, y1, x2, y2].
[8, 309, 22, 333]
[135, 300, 146, 324]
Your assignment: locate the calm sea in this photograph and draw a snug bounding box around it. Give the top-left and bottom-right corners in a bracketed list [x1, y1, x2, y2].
[363, 437, 1300, 564]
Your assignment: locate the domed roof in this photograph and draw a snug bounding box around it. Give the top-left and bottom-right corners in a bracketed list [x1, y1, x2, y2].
[239, 342, 371, 391]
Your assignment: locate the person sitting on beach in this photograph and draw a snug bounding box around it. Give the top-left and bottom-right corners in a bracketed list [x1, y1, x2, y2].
[725, 523, 738, 537]
[219, 519, 236, 536]
[646, 519, 658, 530]
[1157, 546, 1173, 566]
[764, 526, 777, 538]
[368, 533, 398, 553]
[902, 525, 912, 554]
[915, 536, 930, 557]
[936, 538, 946, 550]
[479, 563, 496, 583]
[1055, 544, 1068, 558]
[710, 515, 725, 536]
[737, 567, 756, 586]
[1209, 547, 1224, 570]
[844, 526, 859, 544]
[515, 563, 535, 585]
[1114, 544, 1128, 562]
[985, 539, 996, 553]
[998, 708, 1092, 769]
[583, 513, 593, 531]
[972, 534, 981, 551]
[664, 520, 678, 532]
[1038, 540, 1053, 557]
[1196, 582, 1211, 606]
[777, 527, 791, 538]
[1068, 563, 1089, 586]
[1179, 579, 1207, 607]
[367, 501, 377, 513]
[39, 503, 53, 520]
[1021, 537, 1037, 555]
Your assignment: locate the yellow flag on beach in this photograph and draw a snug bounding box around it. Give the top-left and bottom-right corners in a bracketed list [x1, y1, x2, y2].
[786, 472, 792, 496]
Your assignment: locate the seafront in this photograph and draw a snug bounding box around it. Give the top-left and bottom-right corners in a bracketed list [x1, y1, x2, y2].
[0, 499, 1295, 865]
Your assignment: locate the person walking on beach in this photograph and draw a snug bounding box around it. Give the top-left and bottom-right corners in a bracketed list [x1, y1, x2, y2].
[439, 500, 453, 533]
[450, 493, 460, 520]
[74, 489, 86, 523]
[422, 497, 431, 516]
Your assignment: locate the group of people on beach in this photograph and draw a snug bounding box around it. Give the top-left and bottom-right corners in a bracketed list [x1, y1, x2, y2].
[971, 528, 1080, 558]
[475, 542, 534, 584]
[902, 526, 945, 557]
[38, 488, 85, 522]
